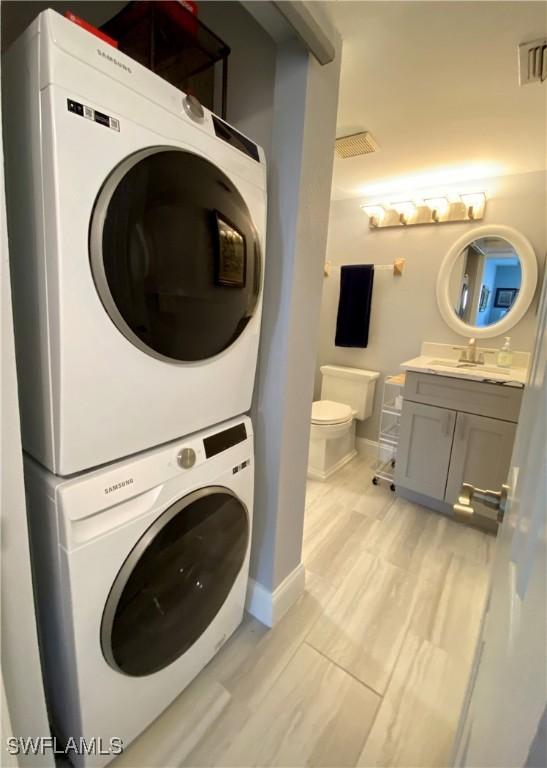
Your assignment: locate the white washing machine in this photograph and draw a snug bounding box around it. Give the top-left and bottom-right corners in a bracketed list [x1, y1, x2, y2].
[3, 10, 266, 476]
[24, 415, 253, 766]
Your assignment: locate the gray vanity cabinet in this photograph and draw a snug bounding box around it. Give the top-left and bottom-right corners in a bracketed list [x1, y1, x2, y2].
[396, 401, 456, 498]
[395, 372, 522, 516]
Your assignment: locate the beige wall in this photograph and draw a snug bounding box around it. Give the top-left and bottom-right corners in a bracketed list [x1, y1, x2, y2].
[315, 170, 546, 441]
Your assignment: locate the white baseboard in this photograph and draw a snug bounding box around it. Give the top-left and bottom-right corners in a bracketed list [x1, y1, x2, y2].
[245, 563, 306, 628]
[356, 437, 392, 463]
[307, 449, 357, 481]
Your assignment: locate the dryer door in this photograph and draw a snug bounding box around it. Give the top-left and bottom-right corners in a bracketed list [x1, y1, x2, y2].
[90, 147, 261, 362]
[101, 486, 249, 677]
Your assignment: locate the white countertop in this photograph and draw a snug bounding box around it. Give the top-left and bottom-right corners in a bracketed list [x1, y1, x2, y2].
[400, 343, 529, 388]
[400, 356, 527, 386]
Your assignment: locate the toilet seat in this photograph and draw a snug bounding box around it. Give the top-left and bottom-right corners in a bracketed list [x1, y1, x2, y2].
[311, 400, 353, 425]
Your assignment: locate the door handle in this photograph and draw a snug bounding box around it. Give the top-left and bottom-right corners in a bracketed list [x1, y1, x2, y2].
[453, 482, 510, 529]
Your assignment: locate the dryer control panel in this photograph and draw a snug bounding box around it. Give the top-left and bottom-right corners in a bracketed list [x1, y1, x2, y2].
[203, 422, 247, 458]
[212, 115, 259, 162]
[67, 98, 120, 131]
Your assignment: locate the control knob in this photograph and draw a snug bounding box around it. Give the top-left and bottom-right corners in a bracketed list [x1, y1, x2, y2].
[182, 94, 205, 122]
[177, 447, 196, 469]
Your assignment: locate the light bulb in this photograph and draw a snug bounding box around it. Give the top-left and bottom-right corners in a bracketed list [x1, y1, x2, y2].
[460, 193, 486, 219]
[361, 204, 386, 226]
[424, 197, 450, 221]
[391, 201, 416, 224]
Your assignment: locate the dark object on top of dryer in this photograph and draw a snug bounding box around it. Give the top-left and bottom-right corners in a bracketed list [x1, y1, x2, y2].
[101, 1, 231, 117]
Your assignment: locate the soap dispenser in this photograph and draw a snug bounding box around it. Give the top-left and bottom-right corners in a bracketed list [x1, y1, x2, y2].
[497, 337, 513, 368]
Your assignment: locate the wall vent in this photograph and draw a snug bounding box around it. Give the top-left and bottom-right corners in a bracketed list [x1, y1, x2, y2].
[335, 131, 379, 159]
[518, 38, 547, 85]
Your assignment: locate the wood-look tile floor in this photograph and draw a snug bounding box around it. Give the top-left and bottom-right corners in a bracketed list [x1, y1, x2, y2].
[116, 456, 495, 768]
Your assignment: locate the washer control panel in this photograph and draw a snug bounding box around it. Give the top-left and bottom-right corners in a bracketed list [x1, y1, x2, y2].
[175, 421, 248, 471]
[203, 422, 247, 458]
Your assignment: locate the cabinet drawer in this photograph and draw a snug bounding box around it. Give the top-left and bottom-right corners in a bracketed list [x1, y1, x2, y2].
[403, 372, 522, 422]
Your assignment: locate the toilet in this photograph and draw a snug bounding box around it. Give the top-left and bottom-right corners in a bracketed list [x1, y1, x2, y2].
[308, 365, 380, 480]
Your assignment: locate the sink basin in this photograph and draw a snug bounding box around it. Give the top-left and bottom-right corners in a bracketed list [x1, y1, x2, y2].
[428, 359, 510, 375]
[428, 358, 460, 367]
[457, 364, 511, 375]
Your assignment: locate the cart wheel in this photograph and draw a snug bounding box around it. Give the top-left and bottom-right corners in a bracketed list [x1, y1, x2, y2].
[390, 483, 396, 492]
[372, 477, 379, 485]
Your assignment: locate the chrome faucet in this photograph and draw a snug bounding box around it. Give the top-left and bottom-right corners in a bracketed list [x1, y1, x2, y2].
[453, 338, 484, 364]
[466, 338, 479, 363]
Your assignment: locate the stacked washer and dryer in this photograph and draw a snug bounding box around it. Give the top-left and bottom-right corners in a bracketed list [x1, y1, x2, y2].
[3, 10, 266, 765]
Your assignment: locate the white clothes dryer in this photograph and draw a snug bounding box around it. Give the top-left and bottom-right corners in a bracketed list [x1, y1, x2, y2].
[3, 10, 266, 475]
[24, 416, 254, 766]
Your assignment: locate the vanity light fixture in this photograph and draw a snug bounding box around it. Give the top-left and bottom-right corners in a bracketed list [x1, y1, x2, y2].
[362, 192, 486, 229]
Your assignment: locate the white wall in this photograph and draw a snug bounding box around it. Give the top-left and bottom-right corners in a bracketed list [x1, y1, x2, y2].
[316, 170, 546, 440]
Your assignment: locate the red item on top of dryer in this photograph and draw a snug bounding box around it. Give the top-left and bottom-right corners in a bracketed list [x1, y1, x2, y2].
[64, 11, 119, 48]
[177, 1, 199, 16]
[158, 1, 199, 36]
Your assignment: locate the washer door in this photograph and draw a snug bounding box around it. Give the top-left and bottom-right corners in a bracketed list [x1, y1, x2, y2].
[90, 147, 261, 362]
[101, 486, 249, 677]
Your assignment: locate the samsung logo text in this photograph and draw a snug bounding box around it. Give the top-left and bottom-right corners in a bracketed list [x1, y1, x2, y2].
[104, 478, 134, 495]
[97, 49, 132, 74]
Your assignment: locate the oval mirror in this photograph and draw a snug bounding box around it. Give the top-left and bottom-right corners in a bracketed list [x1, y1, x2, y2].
[436, 225, 538, 338]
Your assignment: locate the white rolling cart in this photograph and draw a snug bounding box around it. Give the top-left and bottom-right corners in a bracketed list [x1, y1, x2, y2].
[372, 373, 406, 491]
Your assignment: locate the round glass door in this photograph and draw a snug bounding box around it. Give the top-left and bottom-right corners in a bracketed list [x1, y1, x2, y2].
[101, 487, 249, 677]
[89, 147, 261, 362]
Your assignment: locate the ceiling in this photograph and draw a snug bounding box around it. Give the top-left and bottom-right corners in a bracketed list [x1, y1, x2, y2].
[325, 1, 547, 200]
[475, 237, 519, 264]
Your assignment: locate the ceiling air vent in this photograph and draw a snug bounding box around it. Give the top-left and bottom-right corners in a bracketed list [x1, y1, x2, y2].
[518, 38, 547, 85]
[335, 131, 379, 159]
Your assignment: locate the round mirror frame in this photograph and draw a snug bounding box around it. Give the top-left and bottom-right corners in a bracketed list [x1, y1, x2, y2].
[436, 224, 538, 339]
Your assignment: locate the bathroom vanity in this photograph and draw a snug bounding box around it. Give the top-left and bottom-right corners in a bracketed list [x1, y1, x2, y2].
[392, 223, 538, 529]
[394, 363, 523, 522]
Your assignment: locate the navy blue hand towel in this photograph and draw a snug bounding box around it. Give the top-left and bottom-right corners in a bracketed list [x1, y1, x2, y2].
[335, 265, 374, 348]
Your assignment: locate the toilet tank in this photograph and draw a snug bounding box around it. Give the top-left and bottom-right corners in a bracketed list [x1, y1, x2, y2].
[320, 365, 380, 420]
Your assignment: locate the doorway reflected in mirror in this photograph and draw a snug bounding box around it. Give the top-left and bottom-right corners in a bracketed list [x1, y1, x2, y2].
[451, 237, 522, 328]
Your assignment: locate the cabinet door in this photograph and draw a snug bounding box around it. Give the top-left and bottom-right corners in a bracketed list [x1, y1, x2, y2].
[445, 413, 517, 505]
[395, 402, 456, 498]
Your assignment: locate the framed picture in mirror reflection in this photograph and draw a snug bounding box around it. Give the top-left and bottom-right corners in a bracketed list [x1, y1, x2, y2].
[494, 288, 519, 309]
